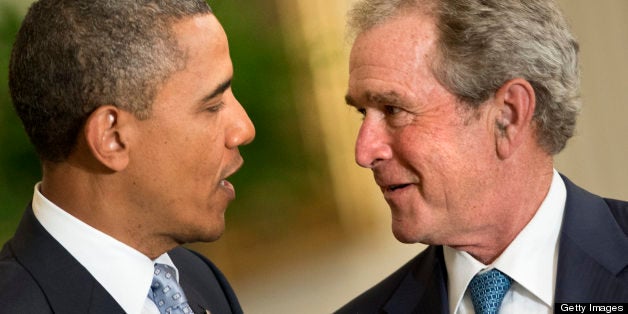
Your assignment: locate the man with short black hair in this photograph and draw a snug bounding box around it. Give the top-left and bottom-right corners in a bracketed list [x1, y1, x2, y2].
[0, 1, 255, 313]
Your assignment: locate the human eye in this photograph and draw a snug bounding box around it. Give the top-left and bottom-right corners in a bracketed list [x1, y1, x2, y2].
[206, 101, 224, 113]
[383, 105, 414, 127]
[383, 105, 401, 116]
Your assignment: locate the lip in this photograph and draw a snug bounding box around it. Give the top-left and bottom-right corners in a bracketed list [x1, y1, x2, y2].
[219, 158, 243, 201]
[380, 183, 415, 209]
[380, 183, 412, 195]
[220, 179, 236, 200]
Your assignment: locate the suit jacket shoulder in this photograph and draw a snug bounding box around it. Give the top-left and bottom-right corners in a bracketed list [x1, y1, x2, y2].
[0, 245, 52, 313]
[335, 245, 449, 314]
[556, 176, 628, 302]
[0, 206, 125, 313]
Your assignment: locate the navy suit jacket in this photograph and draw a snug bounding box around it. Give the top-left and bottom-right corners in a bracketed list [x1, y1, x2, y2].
[0, 205, 243, 314]
[336, 176, 628, 313]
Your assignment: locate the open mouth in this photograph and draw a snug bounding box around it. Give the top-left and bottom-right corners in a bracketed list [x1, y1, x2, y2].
[220, 179, 236, 199]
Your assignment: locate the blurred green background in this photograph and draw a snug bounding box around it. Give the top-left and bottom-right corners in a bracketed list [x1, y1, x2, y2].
[0, 4, 38, 243]
[0, 0, 337, 248]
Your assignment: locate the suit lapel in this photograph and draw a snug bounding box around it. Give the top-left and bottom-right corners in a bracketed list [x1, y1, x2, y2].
[170, 247, 239, 314]
[555, 176, 628, 301]
[10, 206, 125, 313]
[180, 280, 213, 314]
[383, 246, 449, 314]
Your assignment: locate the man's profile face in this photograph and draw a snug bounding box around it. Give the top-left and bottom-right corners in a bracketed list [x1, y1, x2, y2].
[126, 14, 255, 243]
[346, 13, 500, 246]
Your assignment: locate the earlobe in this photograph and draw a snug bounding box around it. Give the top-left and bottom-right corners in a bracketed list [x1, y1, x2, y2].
[493, 79, 536, 159]
[84, 106, 130, 171]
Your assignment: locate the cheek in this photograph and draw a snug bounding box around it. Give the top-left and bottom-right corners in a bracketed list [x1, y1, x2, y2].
[395, 126, 454, 170]
[188, 131, 228, 182]
[180, 125, 222, 158]
[197, 129, 224, 162]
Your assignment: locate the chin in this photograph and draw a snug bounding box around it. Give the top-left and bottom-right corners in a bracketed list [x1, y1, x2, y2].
[195, 233, 223, 243]
[391, 221, 431, 244]
[392, 226, 418, 244]
[197, 223, 226, 243]
[173, 222, 225, 244]
[191, 207, 227, 242]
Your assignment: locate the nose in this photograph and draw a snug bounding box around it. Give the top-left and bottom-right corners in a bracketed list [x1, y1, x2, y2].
[226, 93, 255, 148]
[355, 114, 392, 168]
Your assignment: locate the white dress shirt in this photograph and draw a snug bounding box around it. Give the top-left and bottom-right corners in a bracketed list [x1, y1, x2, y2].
[444, 170, 567, 314]
[32, 183, 180, 314]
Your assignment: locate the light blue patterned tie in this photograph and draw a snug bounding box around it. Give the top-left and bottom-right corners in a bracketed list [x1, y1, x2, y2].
[148, 263, 194, 314]
[468, 269, 512, 314]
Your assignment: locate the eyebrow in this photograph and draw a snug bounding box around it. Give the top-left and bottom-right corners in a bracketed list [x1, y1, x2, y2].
[345, 94, 357, 107]
[345, 91, 403, 107]
[200, 78, 232, 103]
[369, 91, 402, 105]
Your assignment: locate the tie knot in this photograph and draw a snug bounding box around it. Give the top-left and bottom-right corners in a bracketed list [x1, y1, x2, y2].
[149, 263, 193, 314]
[469, 269, 512, 314]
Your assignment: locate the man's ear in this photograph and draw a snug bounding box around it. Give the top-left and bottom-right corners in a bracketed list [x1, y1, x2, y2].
[493, 78, 536, 159]
[84, 106, 130, 171]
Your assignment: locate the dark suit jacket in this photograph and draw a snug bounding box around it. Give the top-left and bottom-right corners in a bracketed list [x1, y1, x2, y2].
[336, 176, 628, 313]
[0, 205, 243, 314]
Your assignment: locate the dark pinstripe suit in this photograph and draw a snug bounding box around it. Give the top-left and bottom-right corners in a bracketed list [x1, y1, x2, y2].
[336, 176, 628, 314]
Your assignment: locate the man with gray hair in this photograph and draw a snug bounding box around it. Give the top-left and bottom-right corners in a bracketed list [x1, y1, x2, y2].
[337, 0, 627, 312]
[0, 0, 255, 313]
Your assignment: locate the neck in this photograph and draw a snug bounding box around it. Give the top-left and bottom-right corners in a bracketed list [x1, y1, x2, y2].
[41, 161, 177, 260]
[451, 157, 554, 264]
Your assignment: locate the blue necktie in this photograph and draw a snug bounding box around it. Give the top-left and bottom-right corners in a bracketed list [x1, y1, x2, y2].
[468, 269, 512, 314]
[148, 263, 194, 314]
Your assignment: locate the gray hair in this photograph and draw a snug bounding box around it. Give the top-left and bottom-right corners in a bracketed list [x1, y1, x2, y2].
[9, 0, 212, 162]
[348, 0, 581, 155]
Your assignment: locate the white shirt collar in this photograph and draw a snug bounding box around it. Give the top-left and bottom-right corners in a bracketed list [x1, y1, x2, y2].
[444, 170, 566, 313]
[32, 183, 178, 314]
